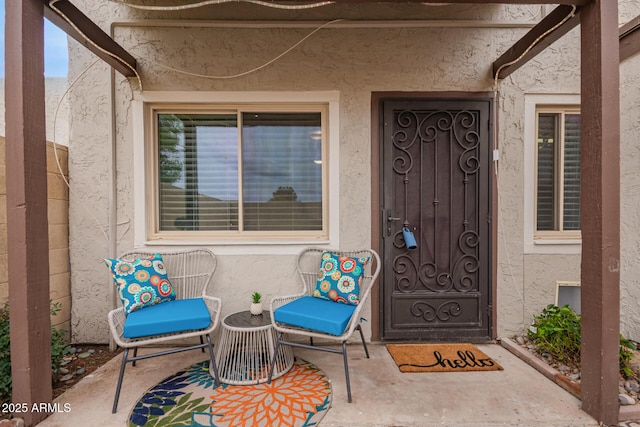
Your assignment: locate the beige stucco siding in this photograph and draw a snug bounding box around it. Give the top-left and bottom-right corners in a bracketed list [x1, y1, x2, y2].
[620, 52, 640, 340]
[0, 78, 69, 146]
[619, 1, 640, 341]
[66, 2, 639, 343]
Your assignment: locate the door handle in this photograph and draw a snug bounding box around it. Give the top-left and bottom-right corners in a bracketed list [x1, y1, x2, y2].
[386, 210, 401, 236]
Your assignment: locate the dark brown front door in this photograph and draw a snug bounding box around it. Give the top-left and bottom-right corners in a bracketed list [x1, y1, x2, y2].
[380, 97, 493, 341]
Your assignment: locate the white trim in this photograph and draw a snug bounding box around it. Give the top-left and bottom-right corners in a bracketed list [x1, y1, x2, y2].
[132, 91, 340, 255]
[555, 280, 581, 314]
[133, 91, 340, 104]
[133, 100, 147, 248]
[523, 94, 581, 255]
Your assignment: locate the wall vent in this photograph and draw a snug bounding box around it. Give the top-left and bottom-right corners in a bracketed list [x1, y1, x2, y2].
[555, 281, 581, 314]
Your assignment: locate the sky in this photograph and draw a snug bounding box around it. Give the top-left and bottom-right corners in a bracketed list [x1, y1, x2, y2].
[0, 0, 69, 77]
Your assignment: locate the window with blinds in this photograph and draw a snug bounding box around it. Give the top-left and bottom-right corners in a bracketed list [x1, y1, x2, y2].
[535, 108, 581, 237]
[153, 106, 326, 239]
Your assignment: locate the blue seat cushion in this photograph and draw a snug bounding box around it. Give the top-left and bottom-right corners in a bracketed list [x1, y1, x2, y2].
[123, 298, 211, 339]
[274, 296, 356, 336]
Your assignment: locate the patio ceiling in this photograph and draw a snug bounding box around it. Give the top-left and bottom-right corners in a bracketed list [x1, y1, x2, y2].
[41, 0, 640, 81]
[5, 1, 638, 426]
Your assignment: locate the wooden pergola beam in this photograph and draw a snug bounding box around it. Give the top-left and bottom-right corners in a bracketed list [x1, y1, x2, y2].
[620, 15, 640, 61]
[579, 0, 620, 425]
[493, 9, 640, 79]
[278, 0, 593, 4]
[492, 4, 581, 80]
[5, 1, 52, 425]
[41, 0, 137, 77]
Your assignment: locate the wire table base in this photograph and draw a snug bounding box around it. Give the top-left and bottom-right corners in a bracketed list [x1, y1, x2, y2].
[212, 310, 294, 385]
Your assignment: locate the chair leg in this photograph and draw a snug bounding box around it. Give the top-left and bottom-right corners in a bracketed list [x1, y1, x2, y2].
[342, 341, 352, 403]
[267, 332, 283, 384]
[112, 349, 129, 413]
[205, 335, 220, 386]
[132, 347, 138, 367]
[356, 324, 370, 359]
[200, 335, 205, 353]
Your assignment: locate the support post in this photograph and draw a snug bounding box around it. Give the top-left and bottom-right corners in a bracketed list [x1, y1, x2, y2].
[580, 0, 620, 425]
[5, 1, 52, 425]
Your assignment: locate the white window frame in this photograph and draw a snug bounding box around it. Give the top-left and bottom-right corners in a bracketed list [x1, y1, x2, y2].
[132, 91, 340, 255]
[524, 94, 581, 254]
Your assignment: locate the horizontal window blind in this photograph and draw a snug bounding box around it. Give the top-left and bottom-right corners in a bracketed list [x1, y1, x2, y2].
[158, 114, 239, 231]
[562, 114, 581, 231]
[535, 110, 581, 234]
[156, 110, 324, 234]
[536, 113, 556, 231]
[242, 112, 323, 231]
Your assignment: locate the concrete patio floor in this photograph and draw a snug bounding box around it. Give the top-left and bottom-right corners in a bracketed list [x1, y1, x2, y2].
[36, 341, 607, 427]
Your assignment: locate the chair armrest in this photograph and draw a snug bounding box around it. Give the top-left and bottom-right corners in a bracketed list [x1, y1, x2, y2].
[107, 307, 127, 347]
[201, 295, 222, 328]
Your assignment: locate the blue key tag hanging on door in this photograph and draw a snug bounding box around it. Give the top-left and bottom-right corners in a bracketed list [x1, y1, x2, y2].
[399, 171, 417, 250]
[402, 226, 417, 250]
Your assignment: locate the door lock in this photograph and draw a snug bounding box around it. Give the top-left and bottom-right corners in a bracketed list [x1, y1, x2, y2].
[386, 211, 402, 236]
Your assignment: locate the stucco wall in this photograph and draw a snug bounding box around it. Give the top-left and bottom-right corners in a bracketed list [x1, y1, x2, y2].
[618, 0, 640, 343]
[620, 54, 640, 341]
[66, 1, 640, 343]
[0, 78, 70, 146]
[0, 138, 71, 334]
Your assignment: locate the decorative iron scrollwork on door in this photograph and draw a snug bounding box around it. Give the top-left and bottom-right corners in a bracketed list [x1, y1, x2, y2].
[410, 300, 463, 323]
[391, 109, 481, 314]
[381, 97, 491, 339]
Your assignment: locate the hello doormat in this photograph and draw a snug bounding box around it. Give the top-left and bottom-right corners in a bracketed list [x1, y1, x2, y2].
[387, 343, 503, 373]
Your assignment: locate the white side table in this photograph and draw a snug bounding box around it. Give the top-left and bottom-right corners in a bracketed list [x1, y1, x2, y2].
[212, 310, 294, 385]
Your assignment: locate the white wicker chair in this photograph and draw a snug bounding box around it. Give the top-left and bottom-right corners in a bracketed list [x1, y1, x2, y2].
[107, 249, 222, 413]
[267, 248, 381, 403]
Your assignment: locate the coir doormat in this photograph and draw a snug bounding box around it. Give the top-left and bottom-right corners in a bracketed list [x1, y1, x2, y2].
[387, 343, 503, 373]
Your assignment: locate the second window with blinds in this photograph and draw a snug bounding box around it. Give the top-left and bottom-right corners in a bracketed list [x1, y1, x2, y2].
[150, 105, 328, 241]
[535, 106, 581, 240]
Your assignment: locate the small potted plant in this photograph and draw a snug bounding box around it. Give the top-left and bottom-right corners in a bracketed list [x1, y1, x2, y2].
[250, 292, 263, 315]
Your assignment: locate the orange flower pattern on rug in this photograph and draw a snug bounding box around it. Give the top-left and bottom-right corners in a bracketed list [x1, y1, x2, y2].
[129, 359, 331, 427]
[209, 362, 331, 427]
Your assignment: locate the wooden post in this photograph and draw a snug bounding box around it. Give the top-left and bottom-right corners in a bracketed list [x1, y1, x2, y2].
[580, 0, 620, 425]
[5, 1, 52, 425]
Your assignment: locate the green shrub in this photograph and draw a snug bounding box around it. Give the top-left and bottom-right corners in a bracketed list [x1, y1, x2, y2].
[528, 304, 638, 378]
[49, 302, 69, 375]
[0, 301, 69, 404]
[528, 304, 582, 366]
[0, 304, 11, 401]
[620, 335, 637, 379]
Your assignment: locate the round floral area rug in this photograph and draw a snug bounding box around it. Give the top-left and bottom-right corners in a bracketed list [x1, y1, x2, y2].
[128, 359, 332, 427]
